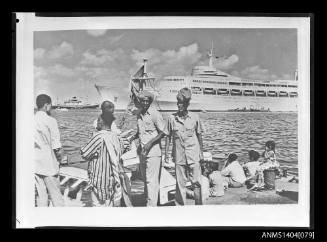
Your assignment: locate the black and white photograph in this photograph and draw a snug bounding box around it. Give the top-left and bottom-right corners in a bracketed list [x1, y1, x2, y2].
[15, 13, 311, 228]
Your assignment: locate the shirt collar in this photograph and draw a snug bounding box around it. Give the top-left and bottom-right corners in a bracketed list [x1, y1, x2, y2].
[36, 110, 48, 117]
[139, 105, 153, 118]
[174, 112, 191, 124]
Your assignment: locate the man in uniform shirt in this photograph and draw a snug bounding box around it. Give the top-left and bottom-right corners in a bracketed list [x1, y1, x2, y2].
[34, 94, 65, 206]
[165, 87, 204, 205]
[130, 90, 168, 206]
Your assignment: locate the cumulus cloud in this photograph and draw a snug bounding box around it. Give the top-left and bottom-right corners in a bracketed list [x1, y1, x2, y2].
[47, 41, 74, 59]
[34, 48, 46, 60]
[231, 65, 280, 80]
[86, 29, 107, 37]
[214, 54, 239, 70]
[80, 49, 125, 66]
[47, 64, 76, 77]
[107, 34, 124, 44]
[131, 43, 202, 77]
[34, 43, 204, 103]
[34, 41, 74, 61]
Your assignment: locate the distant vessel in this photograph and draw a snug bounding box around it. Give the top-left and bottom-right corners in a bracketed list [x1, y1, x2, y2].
[227, 106, 270, 112]
[53, 96, 99, 109]
[95, 44, 298, 112]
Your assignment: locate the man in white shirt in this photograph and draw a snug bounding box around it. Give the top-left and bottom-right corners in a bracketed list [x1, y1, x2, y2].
[221, 153, 246, 188]
[35, 94, 65, 206]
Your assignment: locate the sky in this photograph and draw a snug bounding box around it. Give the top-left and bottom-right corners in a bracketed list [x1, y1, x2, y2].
[34, 28, 297, 104]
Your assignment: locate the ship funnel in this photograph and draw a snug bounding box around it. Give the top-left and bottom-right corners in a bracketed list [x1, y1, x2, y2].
[294, 69, 298, 81]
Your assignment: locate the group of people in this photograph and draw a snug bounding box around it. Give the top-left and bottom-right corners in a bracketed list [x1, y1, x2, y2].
[34, 87, 206, 207]
[34, 87, 280, 207]
[200, 140, 280, 200]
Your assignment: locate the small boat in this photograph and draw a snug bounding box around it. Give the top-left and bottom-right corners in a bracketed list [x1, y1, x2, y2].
[228, 107, 270, 112]
[278, 91, 289, 97]
[243, 90, 255, 96]
[203, 88, 216, 95]
[289, 92, 298, 97]
[256, 90, 266, 97]
[217, 88, 229, 95]
[267, 90, 278, 97]
[230, 89, 242, 96]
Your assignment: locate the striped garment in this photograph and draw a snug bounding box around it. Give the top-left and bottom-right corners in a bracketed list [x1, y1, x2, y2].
[81, 130, 122, 204]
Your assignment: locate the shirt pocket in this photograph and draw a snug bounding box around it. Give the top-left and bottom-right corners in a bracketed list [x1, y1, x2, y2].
[184, 121, 195, 137]
[144, 120, 154, 132]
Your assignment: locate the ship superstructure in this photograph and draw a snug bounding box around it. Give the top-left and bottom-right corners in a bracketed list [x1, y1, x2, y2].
[95, 45, 298, 112]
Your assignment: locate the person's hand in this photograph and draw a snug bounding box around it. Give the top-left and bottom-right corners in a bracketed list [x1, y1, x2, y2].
[141, 142, 152, 156]
[199, 151, 204, 161]
[60, 155, 68, 165]
[54, 148, 64, 162]
[164, 155, 168, 164]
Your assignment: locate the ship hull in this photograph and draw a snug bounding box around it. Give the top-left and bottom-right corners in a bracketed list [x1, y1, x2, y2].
[53, 104, 99, 109]
[96, 87, 298, 112]
[155, 95, 298, 112]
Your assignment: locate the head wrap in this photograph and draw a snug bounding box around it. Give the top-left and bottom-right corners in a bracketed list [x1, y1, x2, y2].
[176, 87, 192, 102]
[137, 90, 154, 103]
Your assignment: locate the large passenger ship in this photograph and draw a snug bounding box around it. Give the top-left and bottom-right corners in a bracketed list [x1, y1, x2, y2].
[95, 46, 298, 112]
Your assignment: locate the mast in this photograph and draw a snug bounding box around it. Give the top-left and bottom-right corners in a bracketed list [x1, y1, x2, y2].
[143, 59, 148, 78]
[208, 41, 214, 68]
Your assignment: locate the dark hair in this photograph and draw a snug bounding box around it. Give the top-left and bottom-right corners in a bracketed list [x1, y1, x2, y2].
[265, 140, 276, 151]
[228, 153, 238, 163]
[36, 94, 51, 109]
[248, 150, 260, 161]
[101, 101, 115, 112]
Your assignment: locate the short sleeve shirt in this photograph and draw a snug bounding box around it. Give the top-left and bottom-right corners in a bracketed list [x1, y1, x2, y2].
[167, 112, 204, 165]
[137, 105, 168, 157]
[34, 111, 62, 176]
[221, 160, 246, 184]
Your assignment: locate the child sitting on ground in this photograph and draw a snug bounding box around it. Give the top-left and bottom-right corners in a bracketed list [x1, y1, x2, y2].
[243, 150, 261, 189]
[208, 161, 225, 197]
[221, 153, 246, 189]
[252, 140, 280, 190]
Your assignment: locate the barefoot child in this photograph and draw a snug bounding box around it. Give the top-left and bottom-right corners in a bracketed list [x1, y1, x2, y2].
[243, 150, 261, 189]
[221, 153, 246, 188]
[255, 140, 280, 190]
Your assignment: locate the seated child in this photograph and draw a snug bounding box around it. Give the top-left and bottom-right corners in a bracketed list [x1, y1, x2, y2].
[208, 162, 225, 197]
[186, 163, 210, 202]
[255, 140, 280, 190]
[243, 150, 261, 189]
[221, 153, 246, 188]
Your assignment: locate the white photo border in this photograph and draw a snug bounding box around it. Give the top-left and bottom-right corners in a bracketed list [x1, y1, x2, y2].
[15, 13, 311, 228]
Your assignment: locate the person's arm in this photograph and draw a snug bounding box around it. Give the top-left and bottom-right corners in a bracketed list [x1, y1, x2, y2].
[221, 164, 230, 176]
[142, 131, 165, 156]
[164, 116, 172, 163]
[80, 133, 102, 161]
[129, 127, 139, 142]
[51, 118, 64, 162]
[164, 136, 171, 163]
[195, 115, 204, 161]
[197, 133, 204, 161]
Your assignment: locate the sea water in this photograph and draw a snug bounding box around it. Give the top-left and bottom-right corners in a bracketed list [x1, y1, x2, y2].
[53, 109, 298, 174]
